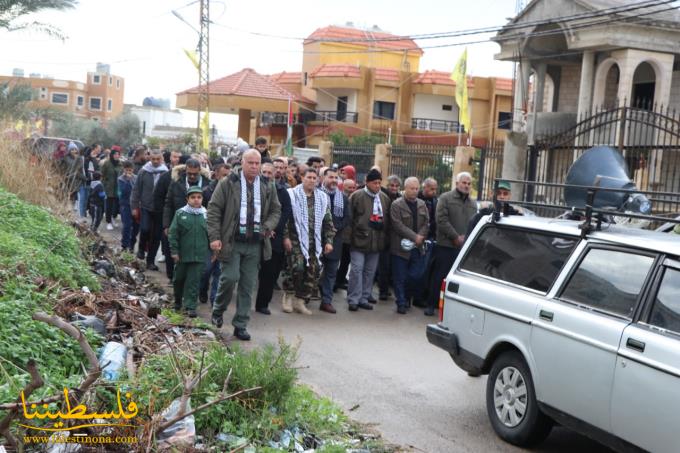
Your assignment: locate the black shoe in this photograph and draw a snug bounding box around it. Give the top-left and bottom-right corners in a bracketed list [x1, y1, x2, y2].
[397, 305, 407, 314]
[424, 307, 435, 316]
[147, 263, 159, 271]
[379, 292, 389, 301]
[367, 296, 377, 304]
[335, 282, 347, 290]
[199, 294, 208, 304]
[348, 304, 358, 312]
[256, 307, 271, 315]
[136, 251, 145, 260]
[211, 315, 223, 328]
[412, 298, 426, 308]
[233, 327, 251, 341]
[187, 310, 197, 318]
[358, 302, 374, 310]
[273, 282, 281, 290]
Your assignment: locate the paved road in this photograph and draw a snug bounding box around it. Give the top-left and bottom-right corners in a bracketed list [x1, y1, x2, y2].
[197, 290, 612, 453]
[99, 226, 610, 452]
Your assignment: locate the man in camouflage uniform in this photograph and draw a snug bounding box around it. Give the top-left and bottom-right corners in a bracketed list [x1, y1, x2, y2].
[283, 168, 335, 314]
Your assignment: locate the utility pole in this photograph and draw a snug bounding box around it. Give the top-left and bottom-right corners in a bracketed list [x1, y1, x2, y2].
[196, 0, 210, 150]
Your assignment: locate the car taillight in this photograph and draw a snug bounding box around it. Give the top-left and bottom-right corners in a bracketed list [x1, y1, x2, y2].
[438, 279, 446, 322]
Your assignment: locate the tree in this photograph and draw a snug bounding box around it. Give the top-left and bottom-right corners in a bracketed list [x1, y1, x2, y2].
[50, 111, 110, 146]
[0, 82, 33, 121]
[0, 0, 78, 39]
[108, 112, 142, 148]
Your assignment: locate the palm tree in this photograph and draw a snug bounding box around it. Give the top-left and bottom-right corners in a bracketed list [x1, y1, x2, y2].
[1, 0, 78, 39]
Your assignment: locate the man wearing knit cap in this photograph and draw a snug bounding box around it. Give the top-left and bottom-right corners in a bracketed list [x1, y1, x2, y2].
[347, 168, 391, 311]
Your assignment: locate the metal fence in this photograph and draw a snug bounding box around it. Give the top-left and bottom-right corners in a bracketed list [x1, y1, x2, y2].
[332, 144, 375, 184]
[529, 105, 680, 216]
[476, 143, 504, 200]
[390, 144, 456, 192]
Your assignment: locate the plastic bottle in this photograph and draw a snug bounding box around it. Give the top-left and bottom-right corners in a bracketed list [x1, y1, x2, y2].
[98, 341, 127, 381]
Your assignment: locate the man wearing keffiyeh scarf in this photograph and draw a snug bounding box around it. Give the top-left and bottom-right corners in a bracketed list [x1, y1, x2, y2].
[282, 169, 335, 315]
[318, 167, 350, 313]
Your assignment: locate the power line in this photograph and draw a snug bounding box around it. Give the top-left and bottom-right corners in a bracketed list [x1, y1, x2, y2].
[209, 0, 672, 45]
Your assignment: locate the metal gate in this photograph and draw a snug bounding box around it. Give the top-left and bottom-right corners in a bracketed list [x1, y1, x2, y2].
[528, 105, 680, 215]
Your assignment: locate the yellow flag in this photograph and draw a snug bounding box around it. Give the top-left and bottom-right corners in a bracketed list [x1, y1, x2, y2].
[451, 49, 470, 134]
[200, 110, 210, 150]
[184, 49, 200, 72]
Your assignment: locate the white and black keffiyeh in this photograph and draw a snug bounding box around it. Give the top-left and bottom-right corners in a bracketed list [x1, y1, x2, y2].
[364, 187, 383, 219]
[180, 205, 207, 219]
[239, 172, 261, 236]
[288, 185, 328, 264]
[321, 186, 344, 217]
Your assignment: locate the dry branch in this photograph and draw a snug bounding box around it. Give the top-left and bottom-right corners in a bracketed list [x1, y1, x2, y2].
[0, 360, 44, 448]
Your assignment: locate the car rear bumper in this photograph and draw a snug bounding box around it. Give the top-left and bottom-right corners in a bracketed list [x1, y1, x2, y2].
[426, 323, 459, 355]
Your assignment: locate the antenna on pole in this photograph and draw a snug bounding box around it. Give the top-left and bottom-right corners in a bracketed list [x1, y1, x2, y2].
[196, 0, 210, 150]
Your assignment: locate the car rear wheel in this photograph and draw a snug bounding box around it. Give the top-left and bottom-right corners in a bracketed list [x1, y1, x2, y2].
[486, 351, 552, 447]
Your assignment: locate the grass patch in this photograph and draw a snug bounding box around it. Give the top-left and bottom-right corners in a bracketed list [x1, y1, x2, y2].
[0, 187, 102, 405]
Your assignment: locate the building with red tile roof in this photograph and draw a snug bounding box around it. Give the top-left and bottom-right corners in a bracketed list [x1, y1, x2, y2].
[177, 24, 512, 147]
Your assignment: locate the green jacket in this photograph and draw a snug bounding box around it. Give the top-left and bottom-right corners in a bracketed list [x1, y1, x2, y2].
[207, 171, 281, 262]
[435, 189, 477, 248]
[100, 159, 121, 197]
[348, 188, 391, 253]
[168, 207, 210, 263]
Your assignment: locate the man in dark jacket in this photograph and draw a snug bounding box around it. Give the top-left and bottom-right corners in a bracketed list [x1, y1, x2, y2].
[377, 174, 402, 300]
[152, 152, 184, 280]
[390, 177, 430, 314]
[163, 158, 210, 279]
[347, 169, 391, 311]
[199, 163, 231, 305]
[318, 167, 350, 313]
[414, 177, 439, 307]
[466, 180, 522, 234]
[425, 172, 477, 316]
[255, 162, 292, 314]
[130, 149, 168, 270]
[101, 146, 122, 230]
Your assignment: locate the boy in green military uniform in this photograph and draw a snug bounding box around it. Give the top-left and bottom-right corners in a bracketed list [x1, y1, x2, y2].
[169, 186, 210, 317]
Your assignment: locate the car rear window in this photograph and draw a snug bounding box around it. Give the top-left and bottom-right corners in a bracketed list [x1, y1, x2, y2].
[460, 226, 577, 293]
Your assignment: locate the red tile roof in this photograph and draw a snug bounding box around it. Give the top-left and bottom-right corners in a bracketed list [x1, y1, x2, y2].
[268, 71, 301, 85]
[413, 70, 474, 88]
[178, 68, 296, 100]
[310, 64, 361, 78]
[375, 68, 400, 82]
[495, 77, 513, 91]
[305, 25, 423, 55]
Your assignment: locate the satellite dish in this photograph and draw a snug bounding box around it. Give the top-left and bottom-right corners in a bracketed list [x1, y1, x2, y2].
[564, 146, 651, 214]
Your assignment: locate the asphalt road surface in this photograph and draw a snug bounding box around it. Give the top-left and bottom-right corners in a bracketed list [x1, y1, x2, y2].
[197, 289, 614, 453]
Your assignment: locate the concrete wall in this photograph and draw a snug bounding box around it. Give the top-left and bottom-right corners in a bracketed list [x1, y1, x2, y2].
[412, 93, 458, 121]
[557, 64, 581, 113]
[669, 71, 680, 111]
[129, 106, 184, 137]
[315, 88, 358, 112]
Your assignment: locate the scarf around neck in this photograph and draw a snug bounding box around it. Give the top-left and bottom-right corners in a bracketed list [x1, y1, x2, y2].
[239, 172, 261, 236]
[321, 185, 344, 218]
[364, 187, 383, 220]
[142, 161, 168, 186]
[180, 204, 207, 219]
[288, 185, 328, 264]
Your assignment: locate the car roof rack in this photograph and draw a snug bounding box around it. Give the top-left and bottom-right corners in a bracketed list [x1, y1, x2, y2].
[491, 179, 680, 239]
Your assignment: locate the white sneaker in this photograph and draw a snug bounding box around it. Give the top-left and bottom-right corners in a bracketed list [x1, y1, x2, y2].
[158, 255, 166, 263]
[112, 220, 119, 227]
[106, 223, 114, 231]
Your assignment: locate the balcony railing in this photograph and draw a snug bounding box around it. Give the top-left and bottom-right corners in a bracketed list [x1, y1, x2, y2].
[260, 110, 358, 126]
[307, 110, 358, 123]
[411, 118, 464, 133]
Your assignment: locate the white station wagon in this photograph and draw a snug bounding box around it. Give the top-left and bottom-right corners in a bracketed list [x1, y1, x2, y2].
[427, 211, 680, 452]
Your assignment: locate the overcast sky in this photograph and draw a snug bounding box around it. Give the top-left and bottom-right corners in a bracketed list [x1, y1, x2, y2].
[0, 0, 519, 137]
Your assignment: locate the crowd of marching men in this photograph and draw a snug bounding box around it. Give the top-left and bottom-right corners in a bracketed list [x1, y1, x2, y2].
[52, 136, 494, 341]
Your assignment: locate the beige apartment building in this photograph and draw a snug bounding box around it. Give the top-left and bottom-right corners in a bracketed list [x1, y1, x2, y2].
[0, 63, 125, 124]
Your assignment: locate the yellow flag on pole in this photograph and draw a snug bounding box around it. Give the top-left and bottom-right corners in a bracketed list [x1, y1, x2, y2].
[184, 49, 200, 72]
[451, 49, 470, 134]
[200, 110, 210, 150]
